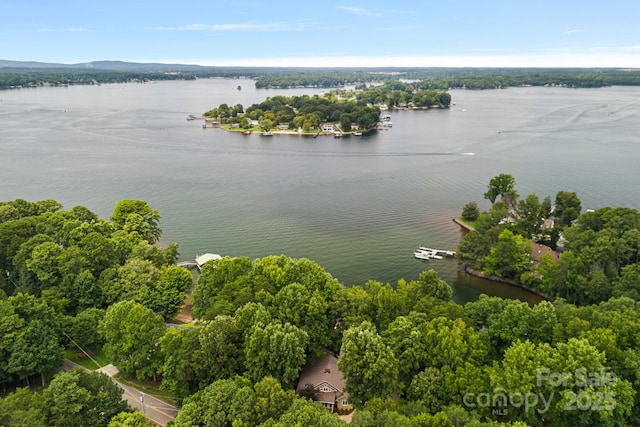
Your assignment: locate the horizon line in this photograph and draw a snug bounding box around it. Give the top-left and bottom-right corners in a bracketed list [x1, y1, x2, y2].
[4, 53, 640, 69]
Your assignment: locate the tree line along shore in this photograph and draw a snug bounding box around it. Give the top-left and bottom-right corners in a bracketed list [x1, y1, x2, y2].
[3, 66, 640, 90]
[2, 186, 640, 425]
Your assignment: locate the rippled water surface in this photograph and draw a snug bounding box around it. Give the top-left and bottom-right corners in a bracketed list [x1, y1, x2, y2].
[2, 80, 639, 303]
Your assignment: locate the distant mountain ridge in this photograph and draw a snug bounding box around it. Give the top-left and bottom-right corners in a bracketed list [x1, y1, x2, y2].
[0, 59, 207, 72]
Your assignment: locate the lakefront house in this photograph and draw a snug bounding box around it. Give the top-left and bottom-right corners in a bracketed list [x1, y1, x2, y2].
[296, 353, 353, 413]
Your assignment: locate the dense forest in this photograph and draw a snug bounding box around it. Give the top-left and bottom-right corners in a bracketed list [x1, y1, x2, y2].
[203, 81, 451, 132]
[0, 68, 196, 89]
[1, 196, 640, 426]
[3, 66, 640, 90]
[252, 68, 640, 89]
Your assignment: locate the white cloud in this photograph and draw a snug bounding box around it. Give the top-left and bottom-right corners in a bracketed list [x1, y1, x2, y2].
[30, 27, 89, 33]
[562, 29, 583, 36]
[336, 6, 382, 17]
[152, 20, 312, 32]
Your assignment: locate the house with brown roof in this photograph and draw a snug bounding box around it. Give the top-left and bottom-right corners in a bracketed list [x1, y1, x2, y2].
[531, 240, 559, 263]
[296, 353, 353, 413]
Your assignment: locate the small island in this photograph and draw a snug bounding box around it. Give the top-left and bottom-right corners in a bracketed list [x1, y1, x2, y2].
[203, 80, 451, 135]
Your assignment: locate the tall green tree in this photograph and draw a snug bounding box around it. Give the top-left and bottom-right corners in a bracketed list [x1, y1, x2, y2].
[44, 369, 130, 427]
[487, 300, 557, 355]
[461, 201, 480, 222]
[98, 300, 165, 380]
[159, 327, 207, 403]
[253, 376, 296, 425]
[0, 299, 25, 384]
[155, 265, 192, 319]
[199, 315, 245, 381]
[515, 193, 544, 237]
[244, 321, 308, 388]
[483, 174, 518, 206]
[555, 191, 582, 226]
[68, 307, 106, 350]
[172, 377, 256, 427]
[339, 321, 399, 406]
[8, 319, 64, 387]
[111, 200, 162, 243]
[383, 314, 486, 391]
[483, 229, 532, 280]
[0, 387, 45, 427]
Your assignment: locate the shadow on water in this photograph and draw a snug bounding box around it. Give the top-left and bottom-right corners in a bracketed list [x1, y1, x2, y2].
[451, 270, 545, 306]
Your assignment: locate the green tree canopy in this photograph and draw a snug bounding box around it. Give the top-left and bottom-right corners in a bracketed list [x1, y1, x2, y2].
[484, 174, 518, 205]
[339, 321, 399, 406]
[111, 200, 162, 243]
[98, 300, 165, 380]
[554, 191, 582, 226]
[244, 321, 308, 388]
[43, 369, 130, 427]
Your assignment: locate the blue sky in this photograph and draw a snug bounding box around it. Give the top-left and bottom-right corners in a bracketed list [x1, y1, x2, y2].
[2, 0, 639, 67]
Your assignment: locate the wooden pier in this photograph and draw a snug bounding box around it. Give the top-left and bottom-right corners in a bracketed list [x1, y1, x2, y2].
[177, 261, 198, 270]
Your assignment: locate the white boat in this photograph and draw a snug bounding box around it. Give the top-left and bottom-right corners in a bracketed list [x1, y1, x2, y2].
[262, 131, 273, 136]
[353, 131, 362, 136]
[414, 251, 432, 260]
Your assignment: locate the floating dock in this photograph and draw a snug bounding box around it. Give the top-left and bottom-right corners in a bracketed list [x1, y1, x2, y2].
[413, 247, 456, 260]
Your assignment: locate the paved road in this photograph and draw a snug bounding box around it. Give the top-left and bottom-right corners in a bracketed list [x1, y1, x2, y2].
[60, 360, 178, 426]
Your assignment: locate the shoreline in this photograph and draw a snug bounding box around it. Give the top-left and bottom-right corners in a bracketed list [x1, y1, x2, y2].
[462, 265, 553, 302]
[452, 217, 474, 231]
[216, 127, 376, 136]
[452, 217, 553, 302]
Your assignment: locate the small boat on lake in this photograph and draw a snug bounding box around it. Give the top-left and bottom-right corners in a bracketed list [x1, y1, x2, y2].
[414, 251, 432, 260]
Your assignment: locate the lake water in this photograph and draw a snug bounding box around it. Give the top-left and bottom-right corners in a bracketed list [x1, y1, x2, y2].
[2, 79, 640, 303]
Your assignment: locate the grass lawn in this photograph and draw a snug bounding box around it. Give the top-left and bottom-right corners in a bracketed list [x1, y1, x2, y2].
[64, 347, 109, 370]
[456, 216, 477, 230]
[65, 348, 177, 406]
[116, 375, 177, 406]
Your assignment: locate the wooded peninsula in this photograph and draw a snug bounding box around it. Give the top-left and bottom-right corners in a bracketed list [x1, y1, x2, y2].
[2, 189, 640, 426]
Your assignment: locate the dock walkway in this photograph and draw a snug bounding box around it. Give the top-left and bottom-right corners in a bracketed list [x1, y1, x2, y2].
[177, 261, 198, 269]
